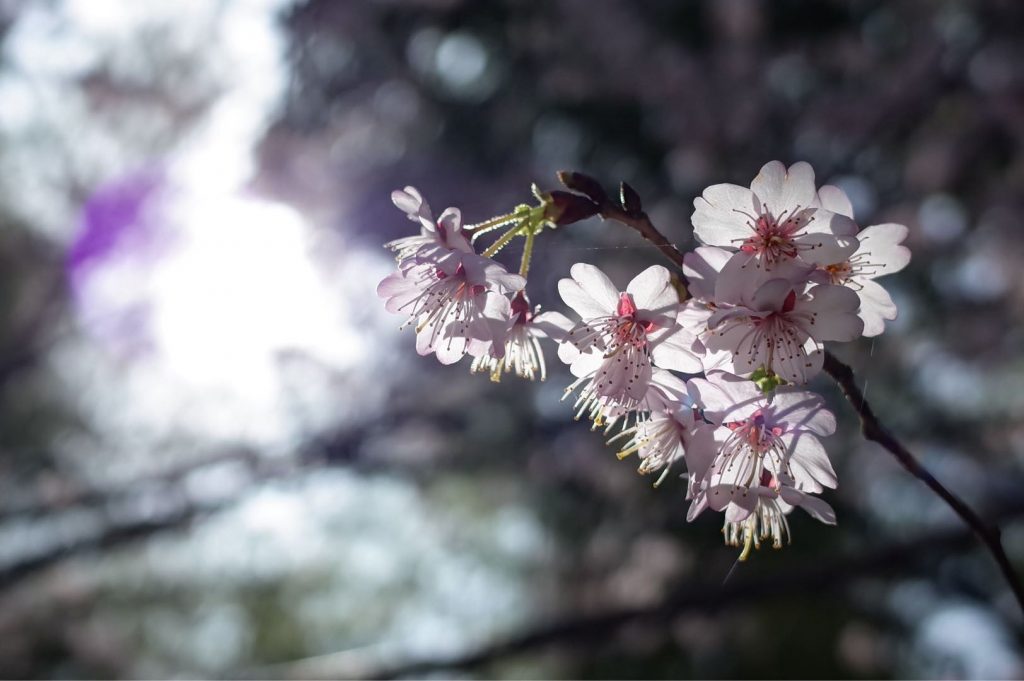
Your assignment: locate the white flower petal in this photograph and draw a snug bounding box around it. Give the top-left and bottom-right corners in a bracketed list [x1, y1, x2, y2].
[781, 432, 837, 489]
[817, 185, 854, 220]
[791, 230, 859, 265]
[856, 278, 898, 337]
[688, 372, 762, 423]
[392, 185, 433, 224]
[771, 337, 823, 385]
[797, 284, 864, 342]
[650, 324, 703, 374]
[770, 390, 836, 436]
[626, 264, 672, 311]
[531, 310, 574, 341]
[750, 160, 787, 208]
[570, 263, 620, 311]
[750, 278, 794, 312]
[692, 183, 758, 247]
[856, 223, 911, 275]
[558, 278, 610, 321]
[777, 161, 819, 212]
[682, 246, 732, 301]
[779, 487, 836, 525]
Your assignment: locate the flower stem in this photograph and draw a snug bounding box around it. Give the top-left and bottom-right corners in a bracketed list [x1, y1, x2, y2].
[481, 225, 521, 259]
[466, 212, 519, 233]
[518, 229, 535, 278]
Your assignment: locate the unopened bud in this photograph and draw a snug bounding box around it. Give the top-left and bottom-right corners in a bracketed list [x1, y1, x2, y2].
[557, 171, 608, 205]
[619, 181, 642, 216]
[545, 190, 600, 226]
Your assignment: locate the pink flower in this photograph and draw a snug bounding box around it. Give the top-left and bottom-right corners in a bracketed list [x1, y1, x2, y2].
[809, 186, 912, 337]
[715, 471, 837, 556]
[685, 372, 838, 554]
[470, 292, 573, 381]
[377, 252, 525, 365]
[571, 368, 689, 431]
[692, 161, 858, 272]
[704, 274, 863, 384]
[385, 186, 473, 270]
[608, 403, 701, 486]
[556, 263, 702, 418]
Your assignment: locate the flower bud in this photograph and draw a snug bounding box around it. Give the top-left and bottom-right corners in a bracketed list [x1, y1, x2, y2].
[544, 190, 600, 226]
[556, 171, 608, 205]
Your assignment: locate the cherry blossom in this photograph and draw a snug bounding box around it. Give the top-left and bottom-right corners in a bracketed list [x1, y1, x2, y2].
[557, 263, 702, 418]
[376, 162, 916, 559]
[715, 470, 837, 557]
[570, 367, 689, 431]
[704, 275, 863, 383]
[685, 372, 838, 555]
[469, 292, 573, 381]
[692, 161, 858, 272]
[608, 403, 713, 487]
[377, 253, 525, 365]
[810, 186, 912, 336]
[385, 186, 473, 270]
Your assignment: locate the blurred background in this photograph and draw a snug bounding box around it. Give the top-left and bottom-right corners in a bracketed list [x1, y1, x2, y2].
[0, 0, 1022, 677]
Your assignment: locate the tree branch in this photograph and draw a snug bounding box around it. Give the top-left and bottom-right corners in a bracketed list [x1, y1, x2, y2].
[302, 500, 1024, 679]
[555, 172, 1024, 617]
[821, 351, 1024, 615]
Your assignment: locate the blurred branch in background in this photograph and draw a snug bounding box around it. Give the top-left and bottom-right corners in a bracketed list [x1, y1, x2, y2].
[282, 498, 1024, 680]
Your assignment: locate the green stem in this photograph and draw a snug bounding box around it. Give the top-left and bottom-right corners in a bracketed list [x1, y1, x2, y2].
[518, 229, 536, 278]
[481, 225, 521, 259]
[467, 212, 519, 233]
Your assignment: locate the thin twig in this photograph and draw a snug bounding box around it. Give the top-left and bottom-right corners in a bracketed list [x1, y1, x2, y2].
[597, 201, 686, 271]
[821, 351, 1024, 615]
[572, 176, 1024, 616]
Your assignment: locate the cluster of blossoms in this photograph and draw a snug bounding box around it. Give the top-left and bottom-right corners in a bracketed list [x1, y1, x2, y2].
[378, 162, 910, 559]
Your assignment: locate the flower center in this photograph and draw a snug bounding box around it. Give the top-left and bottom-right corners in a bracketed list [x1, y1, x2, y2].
[739, 211, 802, 263]
[824, 261, 852, 284]
[611, 293, 656, 349]
[727, 408, 785, 454]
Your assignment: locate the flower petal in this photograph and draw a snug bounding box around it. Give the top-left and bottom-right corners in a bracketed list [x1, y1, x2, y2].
[856, 278, 898, 337]
[688, 371, 762, 424]
[626, 265, 673, 311]
[797, 284, 864, 342]
[770, 389, 836, 436]
[778, 161, 819, 212]
[531, 311, 574, 341]
[392, 186, 433, 226]
[650, 326, 703, 373]
[750, 160, 787, 208]
[856, 223, 911, 275]
[817, 184, 855, 220]
[750, 278, 794, 312]
[791, 230, 859, 265]
[779, 487, 836, 525]
[683, 246, 732, 301]
[780, 432, 837, 490]
[692, 183, 759, 248]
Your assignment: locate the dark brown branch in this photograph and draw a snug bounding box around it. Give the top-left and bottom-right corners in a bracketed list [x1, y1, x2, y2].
[322, 500, 1024, 680]
[821, 351, 1024, 615]
[554, 172, 1024, 617]
[598, 200, 687, 271]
